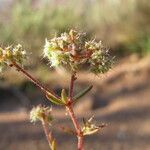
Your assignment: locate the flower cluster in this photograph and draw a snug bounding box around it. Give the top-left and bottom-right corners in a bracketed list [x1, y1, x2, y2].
[0, 44, 26, 71]
[30, 105, 53, 124]
[44, 29, 113, 74]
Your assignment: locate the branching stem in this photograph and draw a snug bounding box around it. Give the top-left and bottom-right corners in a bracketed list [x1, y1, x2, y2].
[10, 61, 84, 149]
[10, 61, 56, 150]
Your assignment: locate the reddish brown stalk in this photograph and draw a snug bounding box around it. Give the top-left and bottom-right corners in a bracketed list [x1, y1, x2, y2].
[66, 105, 84, 150]
[67, 73, 84, 150]
[42, 120, 54, 150]
[68, 72, 76, 101]
[10, 61, 58, 98]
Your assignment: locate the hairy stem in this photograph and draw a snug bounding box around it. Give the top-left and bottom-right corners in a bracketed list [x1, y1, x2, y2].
[67, 73, 84, 150]
[10, 61, 58, 98]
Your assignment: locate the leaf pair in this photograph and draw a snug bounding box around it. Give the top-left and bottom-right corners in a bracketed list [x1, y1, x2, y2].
[46, 85, 93, 105]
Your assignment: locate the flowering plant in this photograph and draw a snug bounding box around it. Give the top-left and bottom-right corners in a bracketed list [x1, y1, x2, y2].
[0, 30, 113, 150]
[44, 30, 112, 74]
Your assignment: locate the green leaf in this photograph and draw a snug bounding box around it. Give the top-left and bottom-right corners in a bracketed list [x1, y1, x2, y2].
[73, 85, 93, 103]
[61, 89, 68, 104]
[46, 92, 65, 105]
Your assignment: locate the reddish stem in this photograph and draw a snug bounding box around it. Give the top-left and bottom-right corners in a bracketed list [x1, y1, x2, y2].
[68, 72, 76, 101]
[66, 105, 84, 150]
[67, 73, 84, 150]
[77, 136, 84, 150]
[10, 61, 84, 149]
[11, 61, 58, 98]
[10, 61, 56, 150]
[66, 106, 81, 135]
[42, 120, 55, 150]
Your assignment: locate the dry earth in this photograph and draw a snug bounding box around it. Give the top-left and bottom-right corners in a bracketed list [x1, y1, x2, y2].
[0, 55, 150, 150]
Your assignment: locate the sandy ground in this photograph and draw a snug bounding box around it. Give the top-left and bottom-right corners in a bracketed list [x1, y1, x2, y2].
[0, 55, 150, 150]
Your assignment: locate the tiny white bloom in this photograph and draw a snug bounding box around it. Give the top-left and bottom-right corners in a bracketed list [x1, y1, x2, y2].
[44, 39, 50, 57]
[50, 51, 62, 67]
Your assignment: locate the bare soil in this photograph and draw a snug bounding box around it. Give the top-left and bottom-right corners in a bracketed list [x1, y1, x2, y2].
[0, 55, 150, 150]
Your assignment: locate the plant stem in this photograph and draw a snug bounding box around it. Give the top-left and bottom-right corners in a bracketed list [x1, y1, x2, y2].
[66, 105, 84, 150]
[42, 120, 55, 150]
[77, 136, 84, 150]
[9, 62, 57, 149]
[10, 61, 58, 98]
[68, 73, 76, 101]
[67, 73, 84, 150]
[10, 62, 58, 149]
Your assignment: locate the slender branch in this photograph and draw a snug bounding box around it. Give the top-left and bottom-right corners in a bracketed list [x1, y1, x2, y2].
[66, 105, 84, 150]
[68, 72, 76, 101]
[66, 106, 81, 135]
[8, 61, 57, 149]
[77, 136, 84, 150]
[10, 61, 59, 98]
[42, 120, 55, 150]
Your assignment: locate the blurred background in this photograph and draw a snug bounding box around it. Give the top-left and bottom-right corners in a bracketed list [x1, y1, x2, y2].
[0, 0, 150, 149]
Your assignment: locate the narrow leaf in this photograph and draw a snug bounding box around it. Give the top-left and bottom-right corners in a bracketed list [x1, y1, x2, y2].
[51, 139, 56, 150]
[46, 92, 65, 105]
[73, 85, 93, 103]
[61, 89, 68, 103]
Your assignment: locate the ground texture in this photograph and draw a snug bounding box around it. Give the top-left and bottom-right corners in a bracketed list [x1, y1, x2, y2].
[0, 56, 150, 150]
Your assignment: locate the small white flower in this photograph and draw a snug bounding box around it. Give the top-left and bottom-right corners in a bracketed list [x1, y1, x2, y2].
[61, 32, 70, 41]
[44, 39, 51, 57]
[30, 105, 53, 123]
[30, 106, 44, 123]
